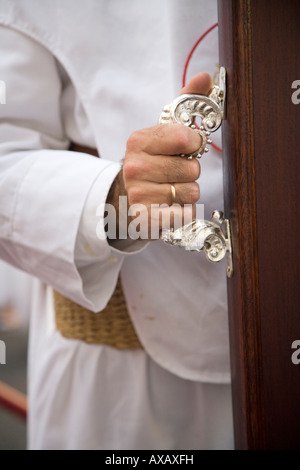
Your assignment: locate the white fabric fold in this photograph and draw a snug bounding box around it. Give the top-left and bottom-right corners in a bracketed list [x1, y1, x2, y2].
[0, 0, 234, 450]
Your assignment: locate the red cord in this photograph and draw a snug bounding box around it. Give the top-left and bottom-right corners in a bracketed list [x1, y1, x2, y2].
[182, 22, 222, 153]
[0, 381, 27, 420]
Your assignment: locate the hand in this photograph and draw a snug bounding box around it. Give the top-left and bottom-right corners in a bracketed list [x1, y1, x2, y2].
[107, 73, 213, 240]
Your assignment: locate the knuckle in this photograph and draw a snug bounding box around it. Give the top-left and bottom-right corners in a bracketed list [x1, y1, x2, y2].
[179, 183, 199, 204]
[174, 126, 202, 154]
[126, 130, 143, 152]
[123, 159, 144, 181]
[173, 126, 201, 154]
[183, 159, 201, 181]
[123, 160, 135, 181]
[127, 186, 144, 205]
[190, 182, 200, 203]
[174, 126, 190, 152]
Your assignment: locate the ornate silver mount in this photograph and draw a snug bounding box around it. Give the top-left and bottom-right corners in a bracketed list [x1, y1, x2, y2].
[161, 211, 233, 278]
[158, 66, 226, 159]
[159, 67, 233, 277]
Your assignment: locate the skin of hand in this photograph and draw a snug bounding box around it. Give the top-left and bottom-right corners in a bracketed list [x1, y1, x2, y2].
[106, 72, 213, 240]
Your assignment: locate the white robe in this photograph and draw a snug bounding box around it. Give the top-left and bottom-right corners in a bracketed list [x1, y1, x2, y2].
[0, 0, 233, 450]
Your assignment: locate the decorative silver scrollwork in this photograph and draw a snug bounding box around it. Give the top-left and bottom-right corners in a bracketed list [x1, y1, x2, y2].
[159, 92, 223, 132]
[161, 211, 233, 277]
[158, 68, 226, 159]
[159, 67, 233, 277]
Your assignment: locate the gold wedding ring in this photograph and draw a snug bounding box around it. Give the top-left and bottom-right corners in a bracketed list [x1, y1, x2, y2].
[170, 184, 176, 205]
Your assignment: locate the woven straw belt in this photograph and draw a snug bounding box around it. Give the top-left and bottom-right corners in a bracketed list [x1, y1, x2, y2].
[54, 278, 143, 349]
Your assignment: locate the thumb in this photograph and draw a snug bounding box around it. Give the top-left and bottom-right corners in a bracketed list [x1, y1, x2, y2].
[180, 72, 212, 96]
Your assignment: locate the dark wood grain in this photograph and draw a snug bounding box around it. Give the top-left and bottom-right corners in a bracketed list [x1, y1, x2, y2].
[251, 0, 300, 449]
[218, 0, 300, 449]
[218, 0, 265, 450]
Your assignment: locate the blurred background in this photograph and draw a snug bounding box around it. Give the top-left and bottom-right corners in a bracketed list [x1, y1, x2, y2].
[0, 260, 33, 450]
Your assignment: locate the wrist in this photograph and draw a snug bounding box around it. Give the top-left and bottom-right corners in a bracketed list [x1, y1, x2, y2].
[106, 169, 131, 240]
